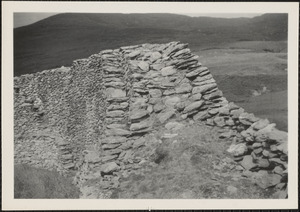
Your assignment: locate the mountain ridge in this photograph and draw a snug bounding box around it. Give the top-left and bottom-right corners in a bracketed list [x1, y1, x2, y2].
[14, 13, 287, 76]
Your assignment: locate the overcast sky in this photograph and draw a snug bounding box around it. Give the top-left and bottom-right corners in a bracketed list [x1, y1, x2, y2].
[14, 13, 262, 28]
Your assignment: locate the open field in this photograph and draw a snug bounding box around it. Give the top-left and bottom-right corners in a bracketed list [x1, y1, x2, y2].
[193, 41, 288, 131]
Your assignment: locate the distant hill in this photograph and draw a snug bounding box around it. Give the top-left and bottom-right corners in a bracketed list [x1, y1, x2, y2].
[14, 13, 287, 76]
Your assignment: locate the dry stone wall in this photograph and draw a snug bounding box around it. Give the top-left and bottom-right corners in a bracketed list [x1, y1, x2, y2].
[14, 41, 288, 198]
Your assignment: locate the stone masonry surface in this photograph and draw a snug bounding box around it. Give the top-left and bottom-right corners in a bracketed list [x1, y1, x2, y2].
[14, 42, 288, 198]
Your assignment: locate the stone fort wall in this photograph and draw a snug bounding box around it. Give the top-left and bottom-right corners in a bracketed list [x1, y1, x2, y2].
[14, 41, 288, 197]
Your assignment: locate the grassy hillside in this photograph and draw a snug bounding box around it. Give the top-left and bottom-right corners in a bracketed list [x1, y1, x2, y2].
[14, 13, 287, 76]
[14, 164, 80, 198]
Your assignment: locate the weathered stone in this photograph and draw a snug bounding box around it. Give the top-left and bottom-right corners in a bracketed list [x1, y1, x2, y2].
[276, 143, 287, 154]
[163, 42, 187, 57]
[252, 119, 270, 130]
[149, 89, 162, 98]
[193, 111, 208, 121]
[101, 155, 118, 162]
[218, 106, 230, 116]
[225, 118, 235, 126]
[219, 130, 233, 139]
[63, 163, 75, 169]
[268, 129, 288, 144]
[192, 83, 217, 94]
[147, 104, 153, 113]
[255, 123, 276, 142]
[106, 110, 125, 118]
[273, 166, 284, 175]
[130, 120, 152, 131]
[132, 73, 144, 79]
[149, 51, 162, 62]
[239, 112, 260, 125]
[269, 158, 286, 166]
[163, 89, 175, 96]
[227, 143, 248, 156]
[129, 109, 149, 121]
[253, 147, 263, 154]
[158, 109, 176, 123]
[252, 170, 282, 189]
[144, 70, 160, 79]
[85, 151, 101, 163]
[230, 108, 245, 119]
[105, 128, 131, 136]
[107, 102, 129, 111]
[240, 155, 257, 170]
[186, 67, 208, 78]
[161, 66, 177, 76]
[127, 50, 141, 58]
[106, 88, 126, 99]
[172, 48, 191, 57]
[105, 81, 125, 88]
[262, 149, 278, 158]
[192, 78, 215, 87]
[165, 122, 184, 131]
[252, 142, 263, 149]
[164, 96, 181, 108]
[208, 108, 219, 115]
[151, 63, 165, 71]
[189, 93, 202, 101]
[106, 123, 127, 130]
[102, 143, 122, 150]
[100, 162, 120, 174]
[161, 133, 178, 139]
[213, 116, 226, 127]
[194, 74, 212, 84]
[151, 102, 165, 113]
[257, 158, 270, 168]
[103, 148, 123, 156]
[183, 100, 204, 113]
[175, 83, 192, 94]
[138, 61, 149, 72]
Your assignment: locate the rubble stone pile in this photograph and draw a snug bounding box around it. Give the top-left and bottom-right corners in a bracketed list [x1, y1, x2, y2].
[14, 41, 288, 198]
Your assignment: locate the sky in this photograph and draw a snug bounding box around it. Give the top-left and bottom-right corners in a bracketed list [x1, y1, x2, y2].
[14, 13, 262, 28]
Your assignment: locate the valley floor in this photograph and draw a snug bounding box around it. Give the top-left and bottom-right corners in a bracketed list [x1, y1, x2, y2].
[193, 41, 288, 131]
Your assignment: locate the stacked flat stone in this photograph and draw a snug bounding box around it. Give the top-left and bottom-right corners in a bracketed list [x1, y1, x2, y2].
[14, 41, 288, 198]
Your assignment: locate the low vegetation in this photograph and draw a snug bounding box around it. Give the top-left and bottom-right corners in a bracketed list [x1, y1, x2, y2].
[14, 164, 80, 199]
[111, 123, 275, 199]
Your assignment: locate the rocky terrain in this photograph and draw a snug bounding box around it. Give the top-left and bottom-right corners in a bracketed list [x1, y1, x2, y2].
[14, 42, 288, 199]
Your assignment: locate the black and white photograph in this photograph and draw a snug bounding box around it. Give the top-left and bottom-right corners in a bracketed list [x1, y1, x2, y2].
[2, 1, 299, 210]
